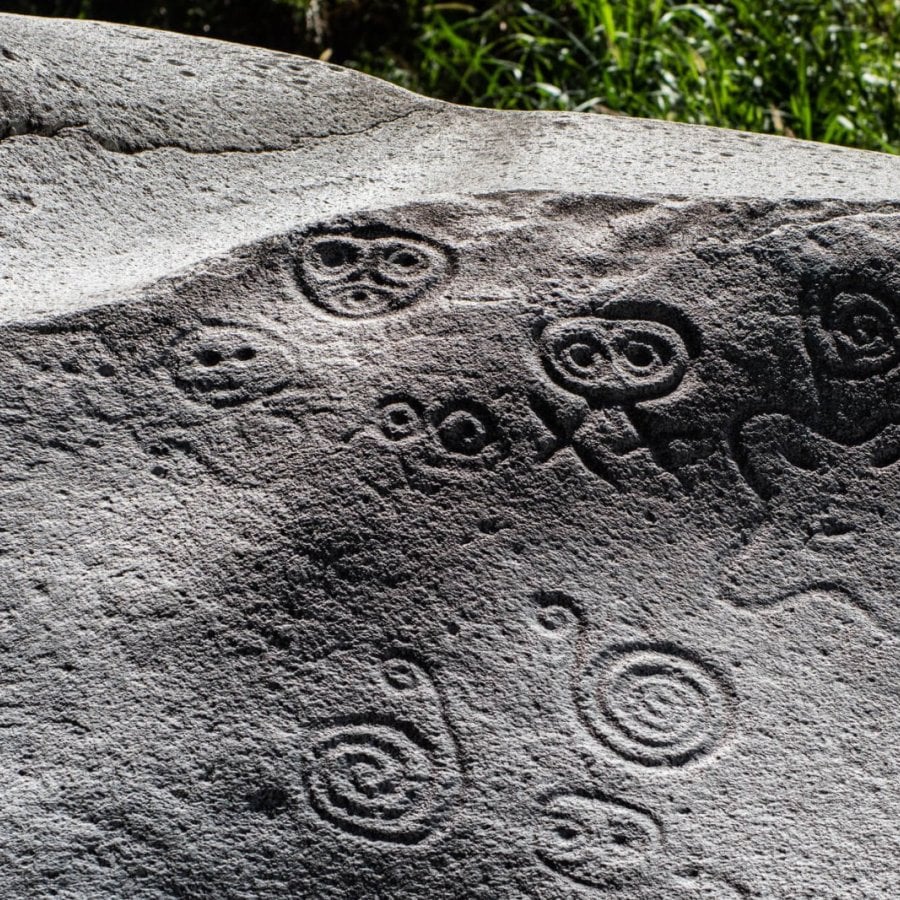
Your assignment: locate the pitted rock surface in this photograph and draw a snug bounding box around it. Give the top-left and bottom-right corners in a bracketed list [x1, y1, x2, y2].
[1, 13, 899, 900]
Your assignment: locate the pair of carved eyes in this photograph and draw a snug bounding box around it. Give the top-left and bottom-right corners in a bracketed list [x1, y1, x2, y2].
[170, 325, 291, 407]
[535, 792, 661, 889]
[540, 318, 689, 403]
[304, 238, 438, 284]
[378, 397, 500, 461]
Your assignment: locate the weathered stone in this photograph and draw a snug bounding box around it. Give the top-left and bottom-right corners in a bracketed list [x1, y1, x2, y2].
[1, 13, 899, 900]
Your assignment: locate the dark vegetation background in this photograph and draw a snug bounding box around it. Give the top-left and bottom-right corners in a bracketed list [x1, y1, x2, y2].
[3, 1, 898, 152]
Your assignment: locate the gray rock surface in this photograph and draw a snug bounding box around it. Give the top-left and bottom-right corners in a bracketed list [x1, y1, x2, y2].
[1, 12, 899, 900]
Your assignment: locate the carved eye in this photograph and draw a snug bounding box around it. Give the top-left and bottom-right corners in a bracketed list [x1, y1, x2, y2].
[385, 246, 425, 270]
[620, 340, 659, 369]
[436, 409, 490, 456]
[379, 400, 422, 441]
[308, 239, 361, 271]
[560, 339, 607, 376]
[374, 241, 435, 283]
[195, 344, 256, 366]
[609, 329, 677, 378]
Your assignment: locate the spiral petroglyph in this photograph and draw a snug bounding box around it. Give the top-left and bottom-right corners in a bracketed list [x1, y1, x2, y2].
[304, 722, 446, 844]
[805, 282, 899, 378]
[303, 656, 461, 844]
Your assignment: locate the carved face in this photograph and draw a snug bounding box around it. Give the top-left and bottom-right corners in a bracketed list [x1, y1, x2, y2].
[298, 231, 449, 318]
[723, 414, 900, 635]
[533, 792, 661, 888]
[168, 324, 292, 407]
[540, 317, 689, 404]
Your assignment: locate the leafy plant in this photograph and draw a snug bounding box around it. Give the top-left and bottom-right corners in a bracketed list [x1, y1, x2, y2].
[347, 0, 900, 153]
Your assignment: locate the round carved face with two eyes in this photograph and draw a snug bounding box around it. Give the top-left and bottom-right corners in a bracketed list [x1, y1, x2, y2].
[297, 229, 450, 318]
[539, 317, 689, 405]
[533, 792, 662, 889]
[169, 325, 293, 408]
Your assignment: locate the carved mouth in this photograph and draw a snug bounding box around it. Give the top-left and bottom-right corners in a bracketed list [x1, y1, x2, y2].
[321, 284, 409, 317]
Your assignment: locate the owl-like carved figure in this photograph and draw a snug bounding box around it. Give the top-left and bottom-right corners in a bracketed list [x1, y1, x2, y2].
[534, 309, 692, 487]
[723, 414, 900, 635]
[296, 227, 450, 318]
[540, 317, 689, 404]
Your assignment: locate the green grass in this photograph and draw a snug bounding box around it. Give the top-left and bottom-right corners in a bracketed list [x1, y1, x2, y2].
[341, 0, 900, 153]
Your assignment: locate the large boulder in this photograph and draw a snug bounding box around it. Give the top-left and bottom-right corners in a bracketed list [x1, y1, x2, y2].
[1, 13, 898, 899]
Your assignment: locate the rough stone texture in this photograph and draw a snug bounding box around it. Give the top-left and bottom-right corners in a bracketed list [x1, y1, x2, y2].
[1, 13, 900, 900]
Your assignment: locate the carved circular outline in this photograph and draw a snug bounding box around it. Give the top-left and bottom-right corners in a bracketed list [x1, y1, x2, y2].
[304, 721, 441, 844]
[293, 225, 453, 319]
[575, 643, 734, 767]
[421, 397, 509, 470]
[805, 283, 900, 378]
[539, 317, 689, 404]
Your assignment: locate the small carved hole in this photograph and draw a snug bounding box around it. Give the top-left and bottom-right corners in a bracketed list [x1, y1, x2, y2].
[567, 342, 595, 369]
[389, 249, 419, 268]
[536, 606, 571, 632]
[197, 349, 223, 367]
[623, 341, 657, 368]
[389, 408, 411, 426]
[233, 346, 256, 362]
